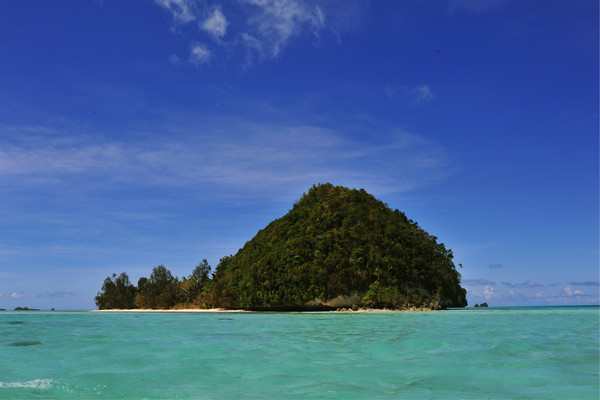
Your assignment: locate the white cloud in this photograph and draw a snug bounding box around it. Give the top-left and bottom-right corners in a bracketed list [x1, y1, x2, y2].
[0, 121, 453, 199]
[239, 33, 263, 66]
[189, 43, 211, 64]
[569, 281, 599, 287]
[155, 0, 197, 24]
[155, 0, 335, 66]
[483, 285, 499, 300]
[524, 279, 542, 288]
[38, 291, 78, 298]
[502, 280, 543, 288]
[384, 86, 396, 99]
[0, 292, 25, 299]
[563, 287, 584, 297]
[467, 280, 598, 306]
[202, 7, 228, 38]
[463, 279, 496, 286]
[413, 85, 434, 104]
[384, 84, 435, 105]
[0, 139, 126, 177]
[241, 0, 326, 59]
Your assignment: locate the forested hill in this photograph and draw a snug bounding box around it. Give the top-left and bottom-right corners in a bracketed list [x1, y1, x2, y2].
[211, 183, 467, 310]
[95, 183, 467, 310]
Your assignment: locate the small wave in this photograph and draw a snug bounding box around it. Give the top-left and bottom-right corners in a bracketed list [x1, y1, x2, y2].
[0, 379, 53, 390]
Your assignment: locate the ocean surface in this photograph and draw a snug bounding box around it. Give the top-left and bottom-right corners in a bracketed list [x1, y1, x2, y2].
[0, 307, 598, 399]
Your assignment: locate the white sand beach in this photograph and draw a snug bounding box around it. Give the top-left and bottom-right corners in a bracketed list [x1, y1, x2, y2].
[91, 308, 248, 313]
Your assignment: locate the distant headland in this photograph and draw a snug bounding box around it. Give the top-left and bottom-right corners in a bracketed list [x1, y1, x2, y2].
[95, 184, 468, 311]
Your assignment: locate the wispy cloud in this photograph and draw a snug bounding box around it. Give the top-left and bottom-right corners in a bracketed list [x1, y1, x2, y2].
[568, 281, 599, 287]
[463, 279, 496, 286]
[201, 7, 228, 38]
[243, 0, 325, 59]
[37, 291, 78, 298]
[563, 287, 584, 297]
[155, 0, 197, 24]
[0, 292, 25, 299]
[0, 137, 126, 177]
[189, 43, 211, 64]
[467, 279, 599, 306]
[0, 120, 454, 199]
[488, 263, 503, 269]
[0, 246, 26, 258]
[523, 280, 542, 288]
[412, 85, 434, 104]
[502, 280, 542, 288]
[155, 0, 332, 66]
[384, 84, 435, 105]
[483, 285, 498, 300]
[384, 86, 396, 99]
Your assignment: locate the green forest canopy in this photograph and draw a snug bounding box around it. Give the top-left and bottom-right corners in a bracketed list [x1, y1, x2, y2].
[95, 184, 467, 310]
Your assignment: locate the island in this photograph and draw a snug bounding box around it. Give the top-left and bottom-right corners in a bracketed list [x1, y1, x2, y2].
[95, 183, 468, 311]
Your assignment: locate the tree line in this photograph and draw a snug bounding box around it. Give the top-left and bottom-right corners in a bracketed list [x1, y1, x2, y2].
[94, 259, 218, 310]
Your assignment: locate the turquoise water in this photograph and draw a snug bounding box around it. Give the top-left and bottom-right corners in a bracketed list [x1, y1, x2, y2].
[1, 307, 598, 399]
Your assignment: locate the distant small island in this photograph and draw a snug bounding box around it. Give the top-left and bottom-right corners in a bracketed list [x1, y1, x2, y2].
[14, 307, 41, 311]
[474, 303, 489, 308]
[95, 184, 468, 311]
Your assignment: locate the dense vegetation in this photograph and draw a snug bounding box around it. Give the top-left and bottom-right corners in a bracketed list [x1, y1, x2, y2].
[95, 262, 214, 310]
[95, 184, 467, 310]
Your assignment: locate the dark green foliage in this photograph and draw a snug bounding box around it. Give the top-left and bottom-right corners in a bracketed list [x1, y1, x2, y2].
[137, 277, 148, 291]
[135, 265, 180, 309]
[210, 183, 467, 309]
[94, 184, 468, 311]
[192, 259, 212, 285]
[179, 259, 212, 304]
[95, 272, 136, 309]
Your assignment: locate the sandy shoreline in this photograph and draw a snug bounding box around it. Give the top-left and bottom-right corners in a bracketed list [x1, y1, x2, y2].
[91, 308, 249, 313]
[91, 308, 430, 313]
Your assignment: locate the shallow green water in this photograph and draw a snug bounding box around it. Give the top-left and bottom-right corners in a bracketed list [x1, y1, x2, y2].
[1, 307, 598, 399]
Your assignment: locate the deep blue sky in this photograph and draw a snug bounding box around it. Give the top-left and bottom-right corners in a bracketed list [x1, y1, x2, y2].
[0, 0, 597, 310]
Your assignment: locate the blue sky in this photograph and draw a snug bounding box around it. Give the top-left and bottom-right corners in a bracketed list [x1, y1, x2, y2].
[0, 0, 597, 310]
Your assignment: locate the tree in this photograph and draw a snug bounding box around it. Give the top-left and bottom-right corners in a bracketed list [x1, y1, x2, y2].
[95, 272, 136, 309]
[136, 265, 179, 309]
[192, 259, 212, 284]
[179, 259, 212, 304]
